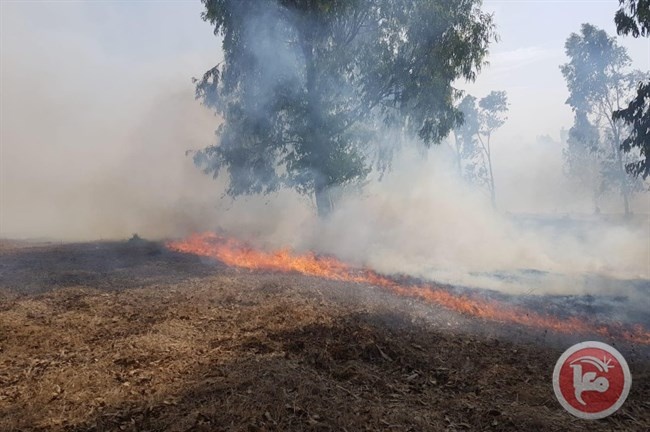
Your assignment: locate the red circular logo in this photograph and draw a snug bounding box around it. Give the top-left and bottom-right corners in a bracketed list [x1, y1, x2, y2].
[552, 341, 632, 419]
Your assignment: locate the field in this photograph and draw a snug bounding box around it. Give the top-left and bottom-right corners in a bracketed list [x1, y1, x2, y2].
[0, 240, 648, 431]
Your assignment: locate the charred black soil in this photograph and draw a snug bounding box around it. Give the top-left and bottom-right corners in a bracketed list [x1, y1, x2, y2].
[0, 240, 648, 431]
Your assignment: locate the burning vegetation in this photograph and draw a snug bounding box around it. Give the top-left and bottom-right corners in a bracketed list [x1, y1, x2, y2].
[2, 0, 650, 430]
[1, 239, 649, 431]
[167, 232, 650, 346]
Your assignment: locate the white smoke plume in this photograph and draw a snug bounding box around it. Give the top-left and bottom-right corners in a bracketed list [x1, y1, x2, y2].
[1, 1, 648, 299]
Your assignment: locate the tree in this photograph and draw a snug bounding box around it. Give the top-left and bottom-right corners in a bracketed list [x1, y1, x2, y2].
[560, 24, 644, 214]
[614, 0, 650, 37]
[193, 0, 495, 217]
[477, 91, 508, 208]
[563, 111, 605, 212]
[452, 91, 508, 208]
[613, 0, 650, 179]
[452, 95, 480, 178]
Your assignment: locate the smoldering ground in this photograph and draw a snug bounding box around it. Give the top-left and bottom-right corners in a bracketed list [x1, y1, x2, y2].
[216, 148, 649, 297]
[1, 1, 648, 303]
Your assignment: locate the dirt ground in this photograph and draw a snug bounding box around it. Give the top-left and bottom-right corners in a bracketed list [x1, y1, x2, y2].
[0, 240, 648, 431]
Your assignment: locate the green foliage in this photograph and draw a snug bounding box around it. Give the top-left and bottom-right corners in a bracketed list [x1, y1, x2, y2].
[194, 0, 495, 216]
[563, 111, 604, 210]
[478, 91, 507, 134]
[560, 23, 645, 213]
[613, 0, 650, 180]
[453, 90, 508, 208]
[454, 95, 480, 165]
[560, 24, 630, 113]
[614, 82, 650, 178]
[615, 0, 650, 37]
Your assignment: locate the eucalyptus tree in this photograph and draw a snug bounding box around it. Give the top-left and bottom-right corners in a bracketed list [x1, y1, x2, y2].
[194, 0, 495, 217]
[613, 0, 650, 180]
[453, 91, 508, 208]
[563, 111, 604, 212]
[560, 23, 645, 214]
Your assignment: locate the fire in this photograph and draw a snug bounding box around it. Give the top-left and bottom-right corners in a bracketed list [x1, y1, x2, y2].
[167, 232, 650, 345]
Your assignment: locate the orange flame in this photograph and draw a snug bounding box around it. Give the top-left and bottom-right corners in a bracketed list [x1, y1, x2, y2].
[167, 232, 650, 345]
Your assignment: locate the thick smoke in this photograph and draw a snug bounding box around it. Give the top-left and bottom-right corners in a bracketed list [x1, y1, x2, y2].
[216, 146, 649, 296]
[183, 1, 649, 297]
[1, 2, 648, 298]
[1, 4, 224, 240]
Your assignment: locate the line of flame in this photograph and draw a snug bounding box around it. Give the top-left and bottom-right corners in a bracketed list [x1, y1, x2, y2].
[166, 232, 650, 345]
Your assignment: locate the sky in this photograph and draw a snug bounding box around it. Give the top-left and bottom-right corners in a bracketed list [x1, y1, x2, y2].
[1, 0, 649, 240]
[1, 0, 648, 140]
[468, 0, 650, 141]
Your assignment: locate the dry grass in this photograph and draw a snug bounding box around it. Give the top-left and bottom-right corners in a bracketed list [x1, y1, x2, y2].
[0, 241, 648, 431]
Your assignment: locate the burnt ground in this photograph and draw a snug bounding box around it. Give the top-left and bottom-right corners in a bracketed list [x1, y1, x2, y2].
[0, 240, 648, 431]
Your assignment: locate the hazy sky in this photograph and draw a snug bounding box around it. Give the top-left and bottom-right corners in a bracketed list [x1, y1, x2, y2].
[2, 0, 648, 140]
[470, 0, 650, 140]
[1, 0, 649, 240]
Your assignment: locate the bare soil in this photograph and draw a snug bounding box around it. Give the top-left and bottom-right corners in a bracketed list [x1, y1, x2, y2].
[0, 240, 648, 431]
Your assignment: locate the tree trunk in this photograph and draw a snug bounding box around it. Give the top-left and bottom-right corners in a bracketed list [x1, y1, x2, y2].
[301, 34, 333, 219]
[486, 133, 497, 209]
[453, 131, 462, 177]
[613, 126, 631, 215]
[314, 181, 334, 218]
[616, 151, 631, 216]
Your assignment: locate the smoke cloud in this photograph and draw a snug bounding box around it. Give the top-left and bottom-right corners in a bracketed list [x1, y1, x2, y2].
[214, 146, 649, 296]
[1, 3, 225, 240]
[1, 1, 648, 299]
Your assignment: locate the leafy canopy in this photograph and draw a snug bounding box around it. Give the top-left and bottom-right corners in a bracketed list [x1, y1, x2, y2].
[560, 23, 645, 213]
[194, 0, 495, 215]
[615, 0, 650, 37]
[453, 90, 508, 208]
[560, 23, 631, 114]
[613, 0, 650, 179]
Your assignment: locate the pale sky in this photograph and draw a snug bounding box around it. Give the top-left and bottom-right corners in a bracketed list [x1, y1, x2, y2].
[2, 0, 647, 141]
[468, 0, 650, 141]
[1, 0, 649, 233]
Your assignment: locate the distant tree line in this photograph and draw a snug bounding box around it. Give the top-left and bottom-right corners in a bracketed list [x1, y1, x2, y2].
[193, 0, 648, 217]
[452, 91, 508, 209]
[560, 23, 647, 214]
